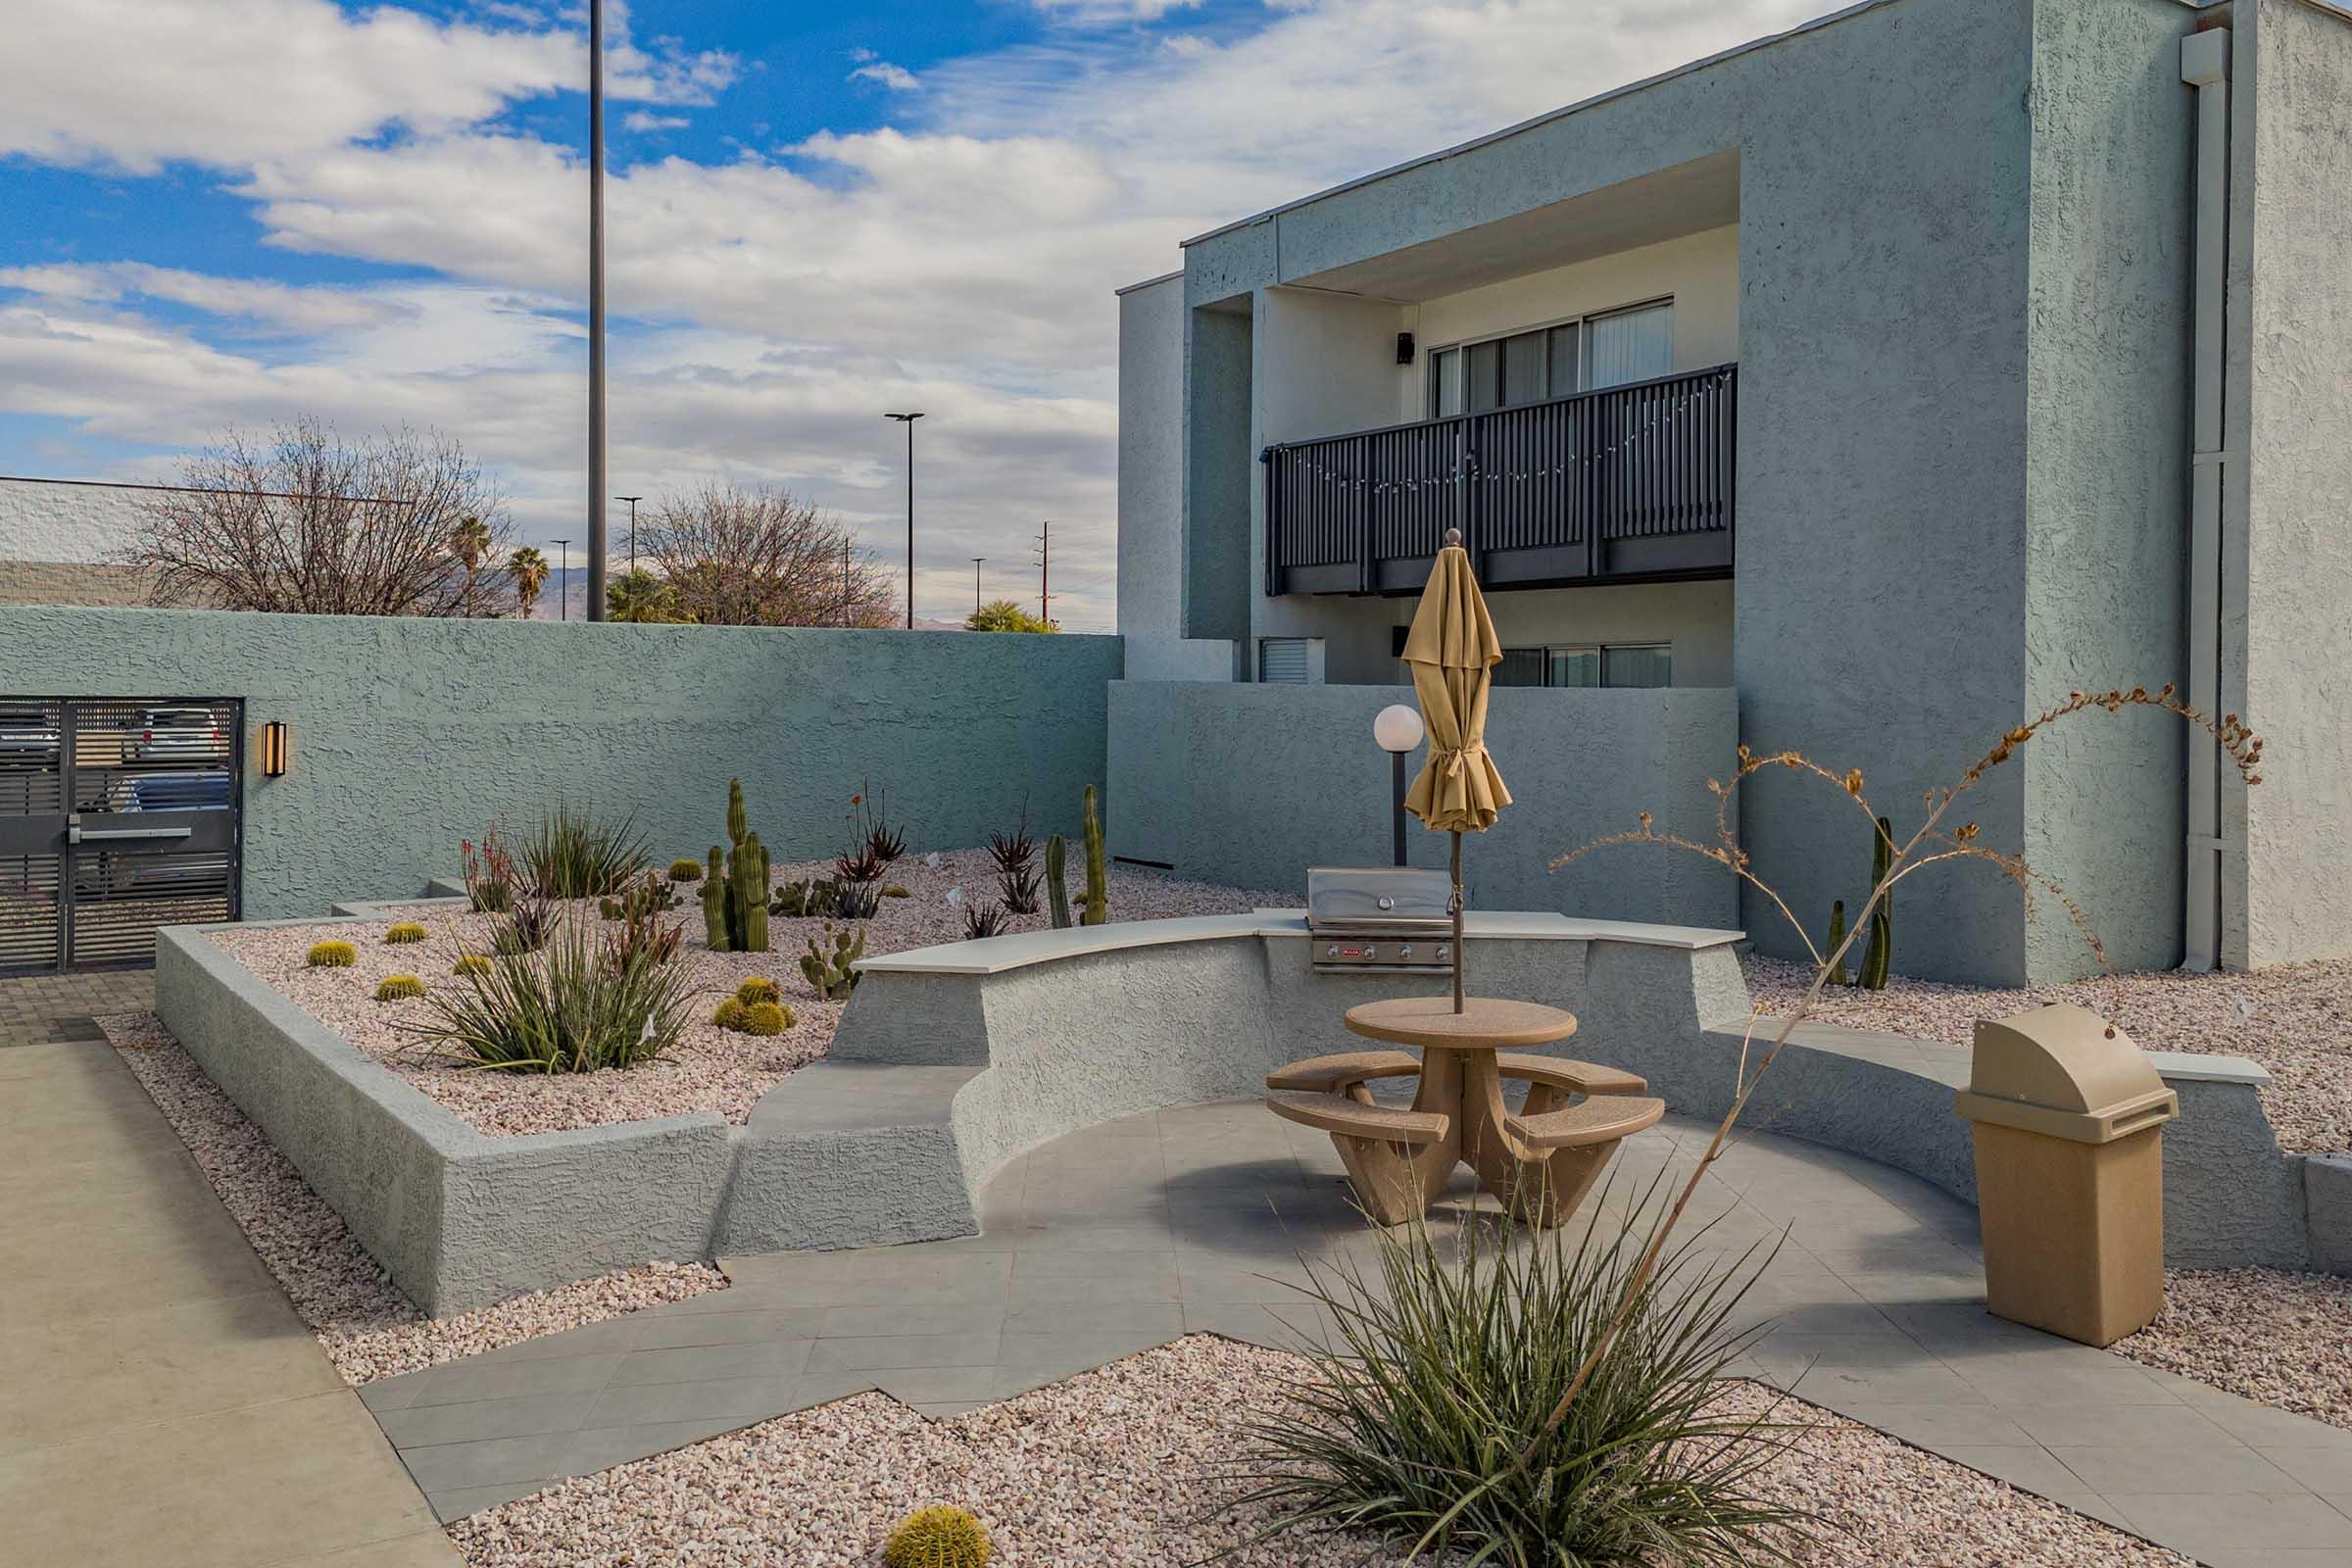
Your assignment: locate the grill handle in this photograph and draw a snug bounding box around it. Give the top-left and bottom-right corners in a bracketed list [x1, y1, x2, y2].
[68, 820, 192, 844]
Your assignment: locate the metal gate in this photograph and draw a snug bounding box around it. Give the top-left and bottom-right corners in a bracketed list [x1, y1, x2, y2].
[0, 697, 243, 973]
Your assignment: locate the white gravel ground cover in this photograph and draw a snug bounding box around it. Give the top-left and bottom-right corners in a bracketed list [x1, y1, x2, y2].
[210, 850, 1293, 1138]
[448, 1337, 2186, 1568]
[98, 1009, 727, 1385]
[1742, 953, 2352, 1152]
[2113, 1267, 2352, 1432]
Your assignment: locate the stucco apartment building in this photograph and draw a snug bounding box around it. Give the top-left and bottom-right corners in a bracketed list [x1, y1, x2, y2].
[0, 476, 169, 608]
[1113, 0, 2352, 985]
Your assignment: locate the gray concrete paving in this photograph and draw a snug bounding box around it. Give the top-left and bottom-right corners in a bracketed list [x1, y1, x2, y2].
[365, 1103, 2352, 1564]
[0, 974, 458, 1568]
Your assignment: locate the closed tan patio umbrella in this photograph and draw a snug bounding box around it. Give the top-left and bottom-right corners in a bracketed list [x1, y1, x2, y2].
[1401, 527, 1511, 1012]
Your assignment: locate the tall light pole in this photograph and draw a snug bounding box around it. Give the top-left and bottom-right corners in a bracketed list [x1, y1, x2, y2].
[1035, 519, 1053, 626]
[614, 494, 642, 576]
[884, 412, 923, 628]
[971, 557, 986, 614]
[585, 0, 609, 621]
[554, 539, 571, 621]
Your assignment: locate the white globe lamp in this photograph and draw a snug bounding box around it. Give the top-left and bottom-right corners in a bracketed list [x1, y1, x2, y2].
[1372, 705, 1424, 865]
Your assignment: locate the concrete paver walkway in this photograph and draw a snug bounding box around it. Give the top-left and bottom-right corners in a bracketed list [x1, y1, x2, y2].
[366, 1103, 2352, 1565]
[0, 975, 458, 1568]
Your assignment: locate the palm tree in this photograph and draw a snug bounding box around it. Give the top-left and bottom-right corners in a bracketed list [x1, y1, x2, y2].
[448, 514, 494, 613]
[607, 566, 688, 623]
[508, 546, 549, 619]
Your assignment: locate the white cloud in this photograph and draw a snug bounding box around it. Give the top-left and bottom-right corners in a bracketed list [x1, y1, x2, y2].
[622, 112, 691, 133]
[0, 0, 733, 173]
[0, 0, 1838, 630]
[1031, 0, 1204, 23]
[850, 61, 922, 92]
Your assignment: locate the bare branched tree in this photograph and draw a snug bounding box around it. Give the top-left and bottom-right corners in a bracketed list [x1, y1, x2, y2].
[641, 481, 896, 627]
[130, 419, 512, 616]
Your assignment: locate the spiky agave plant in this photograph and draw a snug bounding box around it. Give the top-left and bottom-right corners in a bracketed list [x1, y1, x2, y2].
[1228, 1175, 1801, 1567]
[406, 921, 689, 1073]
[521, 801, 650, 900]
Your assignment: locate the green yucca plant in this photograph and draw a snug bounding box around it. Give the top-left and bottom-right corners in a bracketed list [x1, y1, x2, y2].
[1227, 1176, 1804, 1567]
[406, 922, 687, 1073]
[521, 802, 650, 900]
[306, 940, 357, 968]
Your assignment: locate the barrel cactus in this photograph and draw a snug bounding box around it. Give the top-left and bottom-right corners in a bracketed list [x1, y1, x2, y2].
[373, 974, 425, 1002]
[712, 997, 748, 1031]
[306, 940, 357, 968]
[385, 921, 427, 945]
[452, 955, 493, 977]
[883, 1505, 992, 1568]
[736, 977, 780, 1006]
[668, 858, 705, 882]
[742, 1001, 790, 1036]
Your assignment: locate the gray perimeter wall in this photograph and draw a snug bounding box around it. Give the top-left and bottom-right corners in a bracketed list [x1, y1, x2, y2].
[2233, 0, 2352, 968]
[1108, 680, 1738, 928]
[1116, 276, 1186, 645]
[0, 607, 1123, 918]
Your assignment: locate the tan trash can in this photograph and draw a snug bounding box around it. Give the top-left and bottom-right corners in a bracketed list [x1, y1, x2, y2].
[1954, 1004, 2180, 1348]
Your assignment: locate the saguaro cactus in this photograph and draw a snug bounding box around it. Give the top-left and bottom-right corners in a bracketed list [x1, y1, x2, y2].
[1045, 833, 1071, 930]
[726, 776, 748, 849]
[1823, 899, 1850, 988]
[1858, 816, 1893, 990]
[1079, 785, 1108, 926]
[702, 845, 729, 950]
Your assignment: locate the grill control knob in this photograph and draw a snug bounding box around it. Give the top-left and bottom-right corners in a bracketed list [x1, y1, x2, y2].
[1398, 945, 1413, 959]
[1436, 945, 1451, 961]
[1327, 945, 1340, 958]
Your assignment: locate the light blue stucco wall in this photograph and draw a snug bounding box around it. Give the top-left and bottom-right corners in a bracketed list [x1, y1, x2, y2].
[1156, 0, 2238, 983]
[0, 608, 1124, 919]
[1107, 679, 1739, 929]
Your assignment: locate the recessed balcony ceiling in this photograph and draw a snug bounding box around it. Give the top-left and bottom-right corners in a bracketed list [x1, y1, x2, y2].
[1289, 149, 1740, 303]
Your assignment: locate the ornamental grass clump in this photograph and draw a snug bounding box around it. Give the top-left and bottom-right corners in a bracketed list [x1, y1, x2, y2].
[1230, 1182, 1799, 1568]
[408, 923, 688, 1073]
[522, 802, 649, 900]
[306, 940, 356, 968]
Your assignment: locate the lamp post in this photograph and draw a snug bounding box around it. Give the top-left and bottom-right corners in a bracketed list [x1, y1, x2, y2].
[585, 0, 609, 621]
[1373, 704, 1425, 867]
[884, 412, 923, 627]
[615, 495, 642, 575]
[553, 539, 571, 622]
[971, 557, 985, 615]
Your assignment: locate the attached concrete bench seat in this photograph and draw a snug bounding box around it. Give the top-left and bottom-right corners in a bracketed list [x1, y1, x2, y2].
[1507, 1095, 1667, 1149]
[1264, 1089, 1449, 1144]
[1263, 1049, 1422, 1102]
[1493, 1053, 1647, 1099]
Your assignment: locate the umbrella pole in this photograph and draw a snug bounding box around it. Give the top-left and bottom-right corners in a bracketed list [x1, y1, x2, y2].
[1449, 829, 1464, 1013]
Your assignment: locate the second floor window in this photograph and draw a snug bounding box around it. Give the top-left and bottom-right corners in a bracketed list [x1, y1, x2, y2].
[1429, 299, 1675, 417]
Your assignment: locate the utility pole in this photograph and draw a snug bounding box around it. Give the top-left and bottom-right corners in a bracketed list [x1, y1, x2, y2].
[840, 539, 851, 627]
[554, 539, 570, 621]
[884, 412, 923, 627]
[585, 0, 609, 620]
[615, 495, 642, 575]
[1035, 520, 1053, 626]
[971, 557, 985, 614]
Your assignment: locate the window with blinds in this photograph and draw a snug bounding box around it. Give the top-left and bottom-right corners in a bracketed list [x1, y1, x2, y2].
[1490, 644, 1672, 689]
[1428, 298, 1674, 417]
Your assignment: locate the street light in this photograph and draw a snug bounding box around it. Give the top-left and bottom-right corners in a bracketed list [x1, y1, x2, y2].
[614, 495, 643, 575]
[971, 557, 986, 614]
[585, 0, 609, 620]
[553, 539, 571, 622]
[1373, 704, 1426, 867]
[884, 412, 923, 628]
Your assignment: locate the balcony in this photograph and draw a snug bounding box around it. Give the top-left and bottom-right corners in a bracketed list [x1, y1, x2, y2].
[1262, 363, 1737, 596]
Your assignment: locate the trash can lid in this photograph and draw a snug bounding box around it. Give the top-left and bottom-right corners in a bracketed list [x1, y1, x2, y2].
[1956, 1003, 2179, 1145]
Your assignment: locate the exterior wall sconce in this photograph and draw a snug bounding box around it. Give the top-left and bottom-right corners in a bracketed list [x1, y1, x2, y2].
[1396, 331, 1416, 366]
[260, 720, 291, 778]
[1373, 703, 1426, 865]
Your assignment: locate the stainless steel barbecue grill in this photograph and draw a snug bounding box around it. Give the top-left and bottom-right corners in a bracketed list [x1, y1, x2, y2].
[1306, 865, 1455, 975]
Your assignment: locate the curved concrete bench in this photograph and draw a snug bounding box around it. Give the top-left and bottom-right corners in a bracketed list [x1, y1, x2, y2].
[780, 911, 2328, 1274]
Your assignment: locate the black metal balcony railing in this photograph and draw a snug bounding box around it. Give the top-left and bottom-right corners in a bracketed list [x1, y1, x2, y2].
[1261, 362, 1737, 596]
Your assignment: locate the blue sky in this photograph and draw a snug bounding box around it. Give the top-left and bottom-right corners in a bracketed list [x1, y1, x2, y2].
[0, 0, 1821, 628]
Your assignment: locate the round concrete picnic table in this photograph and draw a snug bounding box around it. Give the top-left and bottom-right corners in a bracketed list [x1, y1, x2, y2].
[1340, 995, 1580, 1223]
